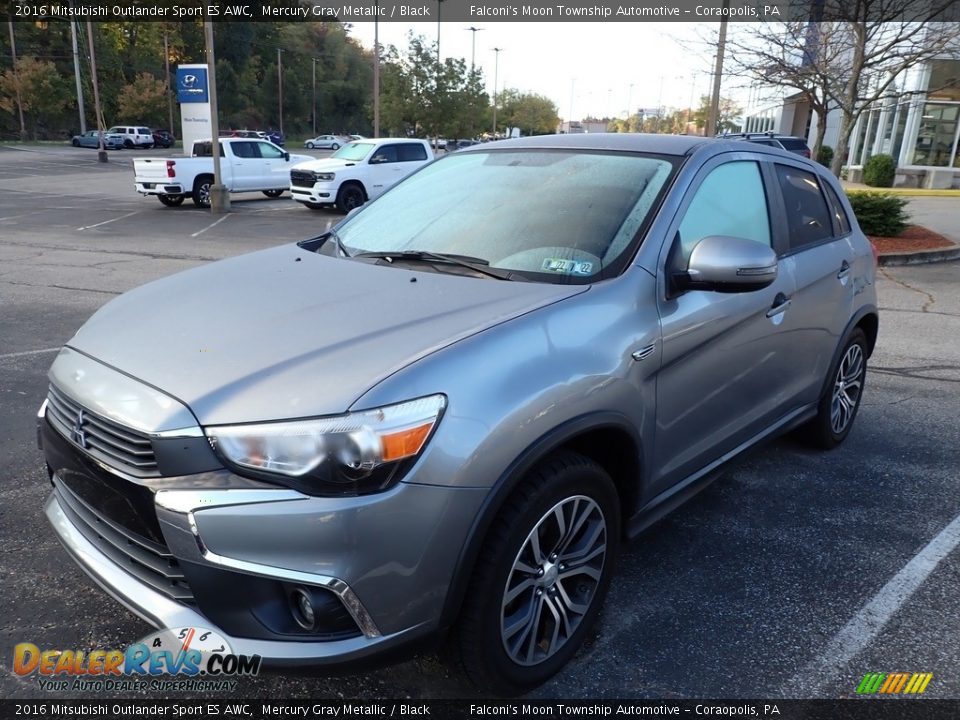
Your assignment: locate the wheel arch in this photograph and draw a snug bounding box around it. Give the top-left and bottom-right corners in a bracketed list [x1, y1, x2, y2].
[816, 304, 878, 401]
[438, 413, 643, 631]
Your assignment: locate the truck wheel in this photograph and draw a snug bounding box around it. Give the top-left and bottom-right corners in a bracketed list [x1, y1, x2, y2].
[158, 195, 185, 207]
[262, 189, 284, 198]
[335, 183, 365, 214]
[124, 139, 134, 149]
[192, 176, 213, 208]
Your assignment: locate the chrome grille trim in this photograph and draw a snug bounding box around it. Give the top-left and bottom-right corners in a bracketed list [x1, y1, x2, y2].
[46, 383, 159, 477]
[53, 476, 194, 603]
[290, 169, 316, 188]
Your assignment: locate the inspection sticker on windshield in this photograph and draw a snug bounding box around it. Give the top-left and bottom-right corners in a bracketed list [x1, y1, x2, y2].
[542, 258, 593, 275]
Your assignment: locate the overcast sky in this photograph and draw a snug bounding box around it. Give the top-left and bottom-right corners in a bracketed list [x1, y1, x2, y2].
[348, 22, 727, 120]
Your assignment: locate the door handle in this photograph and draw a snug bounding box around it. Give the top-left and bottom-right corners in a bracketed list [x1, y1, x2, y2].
[766, 292, 791, 318]
[837, 260, 851, 279]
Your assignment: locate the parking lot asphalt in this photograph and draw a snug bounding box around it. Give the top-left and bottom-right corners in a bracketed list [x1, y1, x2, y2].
[1, 144, 959, 701]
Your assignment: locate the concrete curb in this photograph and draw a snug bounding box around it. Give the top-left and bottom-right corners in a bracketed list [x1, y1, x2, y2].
[878, 245, 960, 266]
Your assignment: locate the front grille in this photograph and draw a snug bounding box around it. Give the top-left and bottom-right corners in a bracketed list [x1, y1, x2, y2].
[290, 169, 316, 188]
[53, 476, 194, 603]
[46, 384, 159, 478]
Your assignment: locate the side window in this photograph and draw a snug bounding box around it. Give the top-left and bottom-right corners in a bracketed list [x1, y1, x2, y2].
[256, 142, 285, 159]
[676, 161, 771, 265]
[398, 143, 428, 162]
[370, 145, 399, 164]
[775, 164, 834, 250]
[822, 182, 852, 236]
[231, 141, 257, 159]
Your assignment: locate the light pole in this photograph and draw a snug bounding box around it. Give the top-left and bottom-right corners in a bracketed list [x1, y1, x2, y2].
[568, 77, 575, 132]
[85, 21, 106, 162]
[374, 10, 380, 138]
[163, 28, 174, 136]
[626, 83, 634, 122]
[7, 21, 26, 139]
[204, 20, 229, 212]
[465, 26, 484, 72]
[436, 0, 445, 65]
[312, 57, 317, 135]
[491, 47, 503, 137]
[69, 19, 86, 133]
[277, 47, 284, 136]
[706, 0, 730, 137]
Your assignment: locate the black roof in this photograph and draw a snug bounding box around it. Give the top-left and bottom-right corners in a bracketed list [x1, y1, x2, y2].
[473, 133, 712, 156]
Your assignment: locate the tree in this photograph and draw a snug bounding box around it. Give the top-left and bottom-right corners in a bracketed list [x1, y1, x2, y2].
[117, 73, 169, 128]
[692, 94, 741, 135]
[497, 89, 558, 136]
[0, 57, 72, 139]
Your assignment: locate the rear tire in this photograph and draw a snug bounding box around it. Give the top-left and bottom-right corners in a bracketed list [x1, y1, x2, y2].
[124, 139, 134, 149]
[158, 194, 185, 207]
[803, 328, 868, 449]
[262, 189, 284, 198]
[335, 183, 365, 214]
[450, 451, 620, 695]
[306, 142, 315, 149]
[192, 176, 213, 208]
[331, 142, 340, 150]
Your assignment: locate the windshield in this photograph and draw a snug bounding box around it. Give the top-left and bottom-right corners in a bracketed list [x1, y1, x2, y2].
[331, 142, 374, 162]
[332, 149, 677, 283]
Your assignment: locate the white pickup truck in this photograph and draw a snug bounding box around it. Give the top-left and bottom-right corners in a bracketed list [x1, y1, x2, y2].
[134, 137, 311, 208]
[289, 138, 434, 213]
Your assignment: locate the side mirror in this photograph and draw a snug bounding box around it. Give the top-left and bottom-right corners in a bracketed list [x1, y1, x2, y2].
[676, 235, 777, 293]
[283, 151, 290, 161]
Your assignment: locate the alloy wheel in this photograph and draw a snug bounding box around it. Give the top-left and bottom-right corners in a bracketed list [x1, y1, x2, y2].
[831, 343, 864, 434]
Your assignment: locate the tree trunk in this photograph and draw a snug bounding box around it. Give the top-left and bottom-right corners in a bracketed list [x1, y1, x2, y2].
[831, 110, 855, 177]
[810, 107, 829, 164]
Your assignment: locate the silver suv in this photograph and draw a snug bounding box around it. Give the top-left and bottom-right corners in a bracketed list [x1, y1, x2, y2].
[39, 134, 877, 694]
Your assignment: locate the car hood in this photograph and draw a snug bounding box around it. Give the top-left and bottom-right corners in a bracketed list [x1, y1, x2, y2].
[294, 157, 367, 172]
[67, 245, 587, 426]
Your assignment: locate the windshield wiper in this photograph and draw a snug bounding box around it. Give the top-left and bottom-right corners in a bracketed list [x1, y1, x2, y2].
[325, 228, 351, 258]
[352, 250, 517, 281]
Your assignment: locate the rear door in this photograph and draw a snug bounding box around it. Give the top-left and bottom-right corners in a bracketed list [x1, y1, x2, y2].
[651, 153, 801, 494]
[767, 161, 855, 403]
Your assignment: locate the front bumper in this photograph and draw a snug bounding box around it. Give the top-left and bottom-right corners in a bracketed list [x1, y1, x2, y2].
[290, 181, 336, 204]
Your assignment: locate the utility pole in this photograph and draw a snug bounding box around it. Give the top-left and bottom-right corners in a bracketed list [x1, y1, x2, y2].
[706, 0, 730, 138]
[7, 21, 26, 140]
[465, 26, 484, 72]
[568, 77, 575, 132]
[312, 57, 317, 135]
[491, 47, 503, 137]
[85, 21, 107, 162]
[436, 0, 445, 65]
[373, 11, 380, 138]
[164, 28, 174, 135]
[626, 83, 633, 122]
[277, 48, 284, 136]
[69, 19, 86, 133]
[204, 20, 229, 213]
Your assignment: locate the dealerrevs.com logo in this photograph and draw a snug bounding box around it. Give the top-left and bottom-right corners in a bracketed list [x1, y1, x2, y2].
[13, 627, 261, 692]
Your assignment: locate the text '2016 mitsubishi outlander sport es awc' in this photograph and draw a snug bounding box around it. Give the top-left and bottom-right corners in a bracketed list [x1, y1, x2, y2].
[39, 134, 877, 694]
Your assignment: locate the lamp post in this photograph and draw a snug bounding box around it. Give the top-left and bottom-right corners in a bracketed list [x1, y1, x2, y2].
[69, 18, 86, 133]
[204, 19, 229, 213]
[436, 0, 445, 65]
[277, 47, 284, 136]
[374, 10, 380, 138]
[466, 26, 484, 72]
[85, 21, 106, 162]
[312, 57, 318, 136]
[491, 47, 503, 137]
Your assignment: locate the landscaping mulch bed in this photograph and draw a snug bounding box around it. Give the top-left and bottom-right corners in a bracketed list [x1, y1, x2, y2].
[869, 225, 956, 254]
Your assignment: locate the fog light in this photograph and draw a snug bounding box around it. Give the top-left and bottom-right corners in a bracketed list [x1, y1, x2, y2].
[291, 588, 316, 630]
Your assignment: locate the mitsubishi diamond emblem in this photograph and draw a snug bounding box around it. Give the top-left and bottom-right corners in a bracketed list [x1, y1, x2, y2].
[71, 409, 88, 449]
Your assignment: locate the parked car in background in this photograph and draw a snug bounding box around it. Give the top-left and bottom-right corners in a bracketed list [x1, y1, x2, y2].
[106, 125, 154, 149]
[445, 138, 480, 152]
[304, 134, 346, 150]
[133, 137, 311, 208]
[265, 129, 284, 146]
[41, 133, 877, 696]
[151, 130, 175, 149]
[349, 134, 366, 141]
[723, 132, 812, 158]
[71, 130, 124, 150]
[291, 137, 433, 212]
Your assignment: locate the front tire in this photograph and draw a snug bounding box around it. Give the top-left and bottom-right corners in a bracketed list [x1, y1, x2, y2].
[158, 194, 185, 207]
[262, 189, 284, 198]
[72, 139, 80, 147]
[306, 142, 315, 149]
[192, 176, 213, 208]
[452, 451, 620, 695]
[335, 183, 365, 214]
[804, 328, 868, 449]
[331, 143, 340, 150]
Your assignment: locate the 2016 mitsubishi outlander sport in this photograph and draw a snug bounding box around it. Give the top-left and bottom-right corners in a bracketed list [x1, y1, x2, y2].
[39, 134, 878, 694]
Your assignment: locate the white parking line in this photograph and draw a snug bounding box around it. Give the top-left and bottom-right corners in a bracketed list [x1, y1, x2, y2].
[191, 214, 231, 238]
[76, 211, 139, 231]
[786, 510, 960, 694]
[0, 347, 60, 360]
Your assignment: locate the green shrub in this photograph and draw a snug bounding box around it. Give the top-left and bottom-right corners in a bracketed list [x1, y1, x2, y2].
[846, 191, 910, 236]
[863, 154, 896, 187]
[817, 145, 834, 167]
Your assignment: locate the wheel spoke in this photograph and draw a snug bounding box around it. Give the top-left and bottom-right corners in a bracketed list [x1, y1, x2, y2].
[556, 582, 590, 615]
[503, 577, 537, 607]
[556, 499, 594, 556]
[561, 520, 605, 562]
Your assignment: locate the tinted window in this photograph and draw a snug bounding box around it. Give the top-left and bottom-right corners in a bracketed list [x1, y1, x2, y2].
[231, 141, 257, 159]
[398, 143, 428, 162]
[775, 164, 833, 250]
[676, 161, 771, 265]
[371, 145, 399, 164]
[822, 182, 852, 236]
[137, 127, 150, 134]
[194, 142, 225, 157]
[778, 138, 808, 151]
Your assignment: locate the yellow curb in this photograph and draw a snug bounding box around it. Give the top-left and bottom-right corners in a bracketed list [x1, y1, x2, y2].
[844, 187, 960, 197]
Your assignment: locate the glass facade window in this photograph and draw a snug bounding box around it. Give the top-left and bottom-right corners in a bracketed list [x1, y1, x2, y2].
[911, 103, 960, 167]
[928, 59, 960, 101]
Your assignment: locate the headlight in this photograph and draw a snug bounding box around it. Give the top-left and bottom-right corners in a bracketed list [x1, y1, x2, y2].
[316, 172, 335, 181]
[206, 395, 445, 496]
